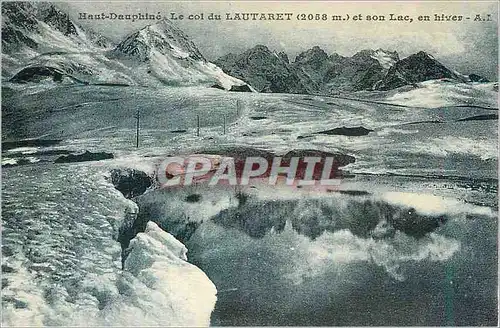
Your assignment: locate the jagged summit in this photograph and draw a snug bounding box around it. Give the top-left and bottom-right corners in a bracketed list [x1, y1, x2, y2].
[377, 50, 465, 90]
[214, 44, 312, 93]
[113, 19, 205, 61]
[37, 2, 78, 36]
[2, 1, 110, 53]
[366, 49, 399, 69]
[251, 44, 270, 52]
[414, 50, 433, 58]
[215, 45, 486, 93]
[294, 46, 329, 66]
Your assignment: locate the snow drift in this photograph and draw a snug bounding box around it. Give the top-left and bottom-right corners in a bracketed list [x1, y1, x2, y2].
[1, 164, 217, 326]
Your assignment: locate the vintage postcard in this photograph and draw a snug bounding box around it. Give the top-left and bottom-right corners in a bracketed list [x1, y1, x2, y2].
[1, 0, 498, 326]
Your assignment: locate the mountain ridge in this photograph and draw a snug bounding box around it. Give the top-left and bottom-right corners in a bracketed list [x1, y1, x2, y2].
[215, 45, 489, 94]
[2, 3, 251, 90]
[2, 3, 489, 93]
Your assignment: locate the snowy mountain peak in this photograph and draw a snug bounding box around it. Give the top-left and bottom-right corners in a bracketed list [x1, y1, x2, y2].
[2, 1, 111, 55]
[3, 3, 250, 91]
[36, 2, 78, 36]
[376, 50, 466, 90]
[370, 48, 399, 69]
[113, 18, 205, 62]
[351, 49, 399, 69]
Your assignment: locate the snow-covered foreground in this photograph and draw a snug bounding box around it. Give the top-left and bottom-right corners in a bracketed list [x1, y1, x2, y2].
[3, 82, 498, 179]
[2, 162, 216, 326]
[1, 82, 498, 326]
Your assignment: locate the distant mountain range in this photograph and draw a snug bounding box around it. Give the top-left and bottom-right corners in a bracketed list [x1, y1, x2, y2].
[214, 45, 489, 93]
[2, 2, 489, 93]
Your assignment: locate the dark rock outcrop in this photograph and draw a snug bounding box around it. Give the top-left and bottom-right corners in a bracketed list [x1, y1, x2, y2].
[211, 83, 253, 92]
[10, 66, 85, 84]
[315, 126, 374, 136]
[185, 194, 202, 203]
[229, 84, 253, 92]
[54, 151, 114, 163]
[468, 73, 489, 82]
[211, 84, 225, 90]
[457, 114, 498, 122]
[110, 168, 153, 199]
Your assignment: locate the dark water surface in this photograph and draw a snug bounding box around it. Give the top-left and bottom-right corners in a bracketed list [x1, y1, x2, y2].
[180, 189, 498, 326]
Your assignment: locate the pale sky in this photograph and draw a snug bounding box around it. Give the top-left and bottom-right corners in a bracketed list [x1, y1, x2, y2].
[59, 1, 498, 79]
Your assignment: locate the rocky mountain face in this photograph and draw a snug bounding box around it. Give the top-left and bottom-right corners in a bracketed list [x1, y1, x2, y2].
[216, 46, 402, 93]
[3, 2, 250, 90]
[376, 51, 467, 90]
[469, 73, 489, 82]
[215, 46, 486, 93]
[107, 20, 249, 89]
[214, 45, 313, 94]
[295, 48, 400, 93]
[112, 20, 205, 62]
[2, 2, 110, 55]
[1, 1, 112, 79]
[291, 46, 330, 92]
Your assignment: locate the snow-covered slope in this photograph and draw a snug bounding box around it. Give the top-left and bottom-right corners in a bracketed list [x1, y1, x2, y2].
[3, 3, 252, 90]
[109, 20, 251, 90]
[381, 80, 498, 108]
[111, 20, 205, 62]
[1, 163, 217, 326]
[369, 48, 399, 70]
[1, 2, 111, 78]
